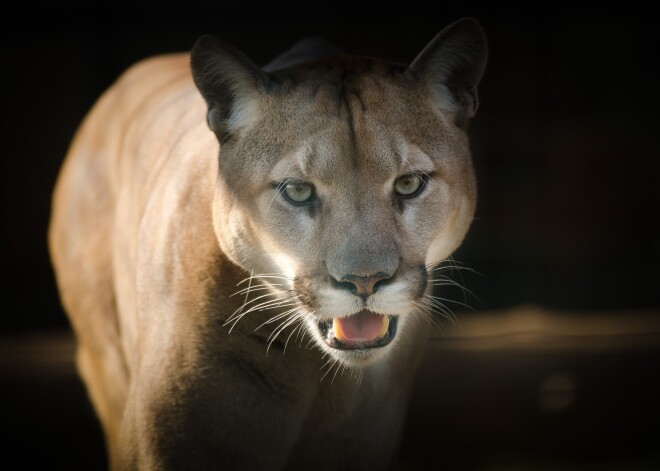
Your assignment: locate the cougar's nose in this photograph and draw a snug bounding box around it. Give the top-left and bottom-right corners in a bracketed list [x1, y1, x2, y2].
[332, 273, 392, 299]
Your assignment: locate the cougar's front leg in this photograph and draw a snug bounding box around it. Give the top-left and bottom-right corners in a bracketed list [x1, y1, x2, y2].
[114, 327, 318, 471]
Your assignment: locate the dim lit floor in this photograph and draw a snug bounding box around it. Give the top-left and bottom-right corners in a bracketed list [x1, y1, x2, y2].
[2, 306, 659, 470]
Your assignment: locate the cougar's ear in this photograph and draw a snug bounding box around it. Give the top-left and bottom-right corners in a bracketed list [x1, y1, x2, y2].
[191, 35, 271, 143]
[407, 17, 487, 128]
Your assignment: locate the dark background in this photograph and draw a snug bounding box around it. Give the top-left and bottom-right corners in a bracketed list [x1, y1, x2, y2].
[1, 1, 659, 469]
[2, 2, 659, 333]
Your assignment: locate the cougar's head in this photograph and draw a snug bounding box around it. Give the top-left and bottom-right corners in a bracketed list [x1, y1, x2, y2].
[191, 18, 487, 366]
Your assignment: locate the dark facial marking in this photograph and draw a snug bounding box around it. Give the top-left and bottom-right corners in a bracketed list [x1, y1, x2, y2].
[293, 275, 318, 310]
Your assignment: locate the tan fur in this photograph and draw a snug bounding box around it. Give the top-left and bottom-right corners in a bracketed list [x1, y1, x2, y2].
[49, 19, 486, 470]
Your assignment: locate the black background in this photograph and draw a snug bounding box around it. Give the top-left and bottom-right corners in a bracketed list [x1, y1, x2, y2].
[1, 1, 659, 469]
[2, 2, 659, 333]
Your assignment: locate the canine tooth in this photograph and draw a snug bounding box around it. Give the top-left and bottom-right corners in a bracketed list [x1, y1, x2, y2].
[333, 318, 345, 341]
[379, 315, 390, 337]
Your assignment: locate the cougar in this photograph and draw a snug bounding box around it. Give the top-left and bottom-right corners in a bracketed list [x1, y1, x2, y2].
[49, 17, 487, 470]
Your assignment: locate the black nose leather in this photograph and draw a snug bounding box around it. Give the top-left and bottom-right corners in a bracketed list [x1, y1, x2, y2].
[334, 273, 392, 299]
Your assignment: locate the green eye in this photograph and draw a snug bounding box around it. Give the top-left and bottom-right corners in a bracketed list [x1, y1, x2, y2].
[394, 173, 425, 198]
[282, 181, 314, 204]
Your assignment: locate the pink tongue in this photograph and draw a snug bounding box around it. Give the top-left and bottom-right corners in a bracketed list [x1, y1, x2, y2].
[336, 310, 385, 342]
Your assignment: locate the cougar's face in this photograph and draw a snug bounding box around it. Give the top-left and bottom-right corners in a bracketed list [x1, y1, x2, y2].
[212, 64, 476, 366]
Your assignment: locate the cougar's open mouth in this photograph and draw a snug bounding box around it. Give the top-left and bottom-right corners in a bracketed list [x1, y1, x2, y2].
[317, 310, 398, 350]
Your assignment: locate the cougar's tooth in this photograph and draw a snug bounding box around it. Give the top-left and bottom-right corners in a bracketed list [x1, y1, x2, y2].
[379, 315, 390, 337]
[332, 317, 346, 341]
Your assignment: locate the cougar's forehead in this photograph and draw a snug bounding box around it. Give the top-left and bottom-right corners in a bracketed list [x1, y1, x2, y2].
[271, 79, 406, 178]
[266, 122, 399, 185]
[223, 59, 468, 195]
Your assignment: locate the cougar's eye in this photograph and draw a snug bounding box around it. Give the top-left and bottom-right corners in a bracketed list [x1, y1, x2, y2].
[281, 181, 314, 204]
[394, 173, 426, 198]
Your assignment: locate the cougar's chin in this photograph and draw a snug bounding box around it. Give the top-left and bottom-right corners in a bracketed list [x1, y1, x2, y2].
[308, 310, 400, 366]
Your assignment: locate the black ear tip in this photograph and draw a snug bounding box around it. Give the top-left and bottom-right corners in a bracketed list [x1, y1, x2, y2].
[444, 17, 488, 61]
[455, 16, 482, 25]
[449, 17, 487, 39]
[452, 17, 483, 28]
[193, 34, 215, 48]
[191, 34, 225, 59]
